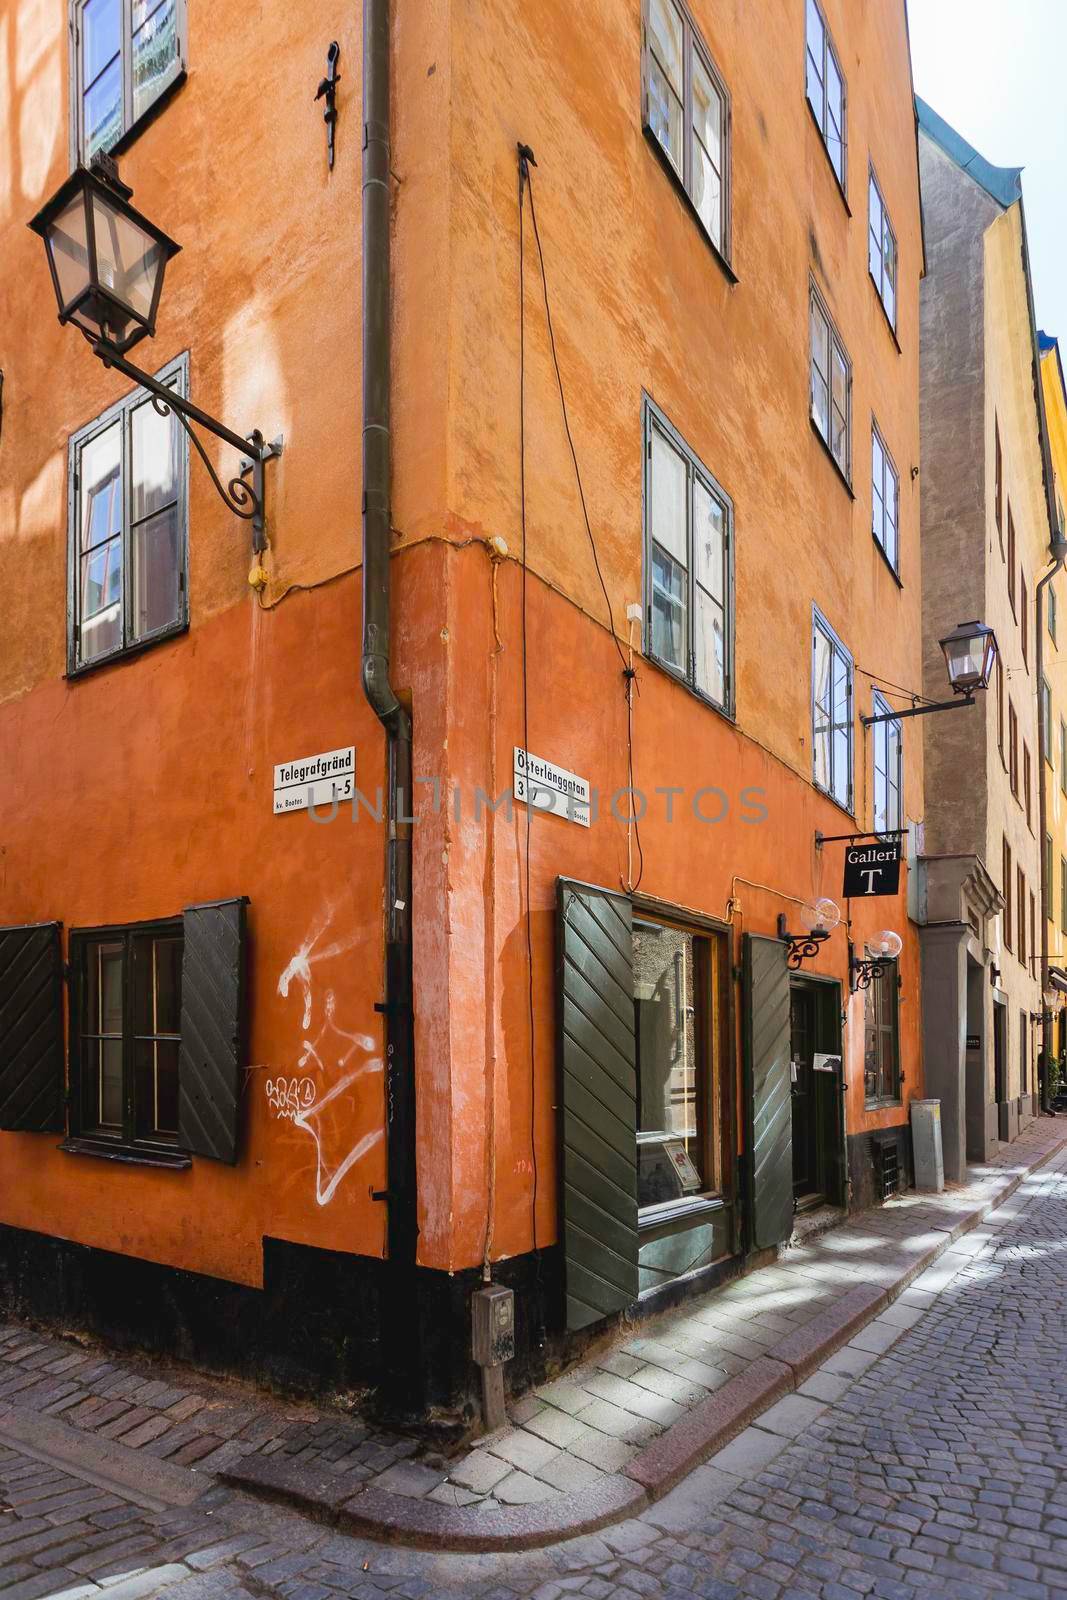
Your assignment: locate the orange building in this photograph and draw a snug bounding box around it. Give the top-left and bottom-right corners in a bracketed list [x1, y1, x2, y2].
[0, 0, 927, 1419]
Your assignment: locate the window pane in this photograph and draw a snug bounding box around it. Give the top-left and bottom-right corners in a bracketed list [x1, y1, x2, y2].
[651, 545, 687, 671]
[131, 391, 180, 523]
[805, 0, 824, 119]
[647, 0, 683, 170]
[813, 625, 832, 789]
[650, 427, 688, 564]
[825, 52, 844, 177]
[132, 933, 183, 1037]
[83, 0, 121, 84]
[831, 345, 848, 466]
[131, 505, 181, 639]
[882, 255, 896, 326]
[634, 922, 704, 1207]
[832, 645, 851, 805]
[85, 939, 124, 1133]
[692, 136, 722, 246]
[80, 421, 122, 549]
[811, 302, 830, 439]
[691, 57, 722, 171]
[693, 479, 725, 602]
[649, 0, 683, 91]
[84, 54, 122, 157]
[134, 1039, 179, 1137]
[133, 0, 179, 120]
[87, 940, 123, 1035]
[694, 589, 725, 705]
[80, 540, 122, 660]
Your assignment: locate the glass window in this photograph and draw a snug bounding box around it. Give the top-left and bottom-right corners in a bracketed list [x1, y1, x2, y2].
[810, 284, 851, 479]
[813, 609, 853, 810]
[1061, 856, 1067, 937]
[644, 401, 733, 714]
[1003, 837, 1012, 951]
[872, 693, 902, 836]
[76, 921, 183, 1152]
[74, 0, 185, 161]
[643, 0, 730, 255]
[868, 169, 898, 329]
[806, 0, 846, 188]
[1060, 718, 1067, 794]
[69, 355, 187, 671]
[864, 961, 899, 1105]
[633, 918, 723, 1210]
[871, 423, 899, 570]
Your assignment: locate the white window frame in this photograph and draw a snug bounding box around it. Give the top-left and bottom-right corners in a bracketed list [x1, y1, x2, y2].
[871, 421, 899, 573]
[812, 607, 853, 812]
[69, 0, 187, 165]
[67, 352, 189, 674]
[810, 281, 852, 483]
[872, 692, 902, 837]
[643, 397, 734, 717]
[805, 0, 847, 191]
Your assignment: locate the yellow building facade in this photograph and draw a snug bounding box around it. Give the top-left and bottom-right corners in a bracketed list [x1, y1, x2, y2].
[1040, 335, 1067, 1083]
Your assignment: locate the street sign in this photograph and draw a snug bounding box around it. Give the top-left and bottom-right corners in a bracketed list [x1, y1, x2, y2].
[842, 836, 902, 898]
[273, 745, 355, 814]
[514, 747, 590, 827]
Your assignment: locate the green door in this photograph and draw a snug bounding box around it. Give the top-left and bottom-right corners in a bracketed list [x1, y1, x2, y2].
[742, 933, 794, 1251]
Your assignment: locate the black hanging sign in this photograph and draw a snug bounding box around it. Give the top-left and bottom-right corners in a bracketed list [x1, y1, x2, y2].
[842, 837, 902, 898]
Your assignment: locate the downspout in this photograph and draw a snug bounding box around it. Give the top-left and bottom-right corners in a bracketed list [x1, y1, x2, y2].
[362, 0, 419, 1402]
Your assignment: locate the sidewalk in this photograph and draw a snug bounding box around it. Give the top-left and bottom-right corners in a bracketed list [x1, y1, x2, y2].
[1, 1116, 1064, 1558]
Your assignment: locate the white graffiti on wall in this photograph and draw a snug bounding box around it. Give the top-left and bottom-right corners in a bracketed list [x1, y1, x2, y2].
[271, 909, 384, 1205]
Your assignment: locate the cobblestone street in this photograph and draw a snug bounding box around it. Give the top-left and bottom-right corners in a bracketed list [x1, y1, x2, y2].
[2, 1136, 1067, 1598]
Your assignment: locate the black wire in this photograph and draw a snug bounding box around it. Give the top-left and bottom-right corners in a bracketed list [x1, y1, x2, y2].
[855, 662, 939, 707]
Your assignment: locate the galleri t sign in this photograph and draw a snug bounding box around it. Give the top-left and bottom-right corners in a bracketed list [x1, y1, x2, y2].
[842, 837, 902, 898]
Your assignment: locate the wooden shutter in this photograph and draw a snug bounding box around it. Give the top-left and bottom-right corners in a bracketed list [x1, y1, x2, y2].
[557, 879, 638, 1331]
[0, 922, 65, 1133]
[178, 898, 248, 1164]
[742, 933, 793, 1251]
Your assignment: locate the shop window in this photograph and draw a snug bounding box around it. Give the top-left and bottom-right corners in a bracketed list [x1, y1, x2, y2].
[864, 961, 900, 1105]
[805, 0, 846, 191]
[642, 0, 731, 258]
[812, 608, 853, 811]
[868, 168, 897, 329]
[69, 354, 188, 673]
[871, 423, 899, 571]
[810, 283, 851, 481]
[872, 692, 902, 835]
[633, 917, 723, 1212]
[644, 398, 733, 714]
[72, 0, 186, 162]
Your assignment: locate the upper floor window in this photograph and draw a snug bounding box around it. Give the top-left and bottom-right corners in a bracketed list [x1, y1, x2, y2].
[872, 693, 902, 836]
[1008, 701, 1018, 796]
[69, 353, 188, 673]
[1008, 504, 1016, 614]
[805, 0, 846, 190]
[1021, 574, 1029, 670]
[810, 283, 851, 481]
[644, 399, 733, 714]
[812, 608, 852, 811]
[994, 417, 1003, 548]
[72, 0, 186, 162]
[868, 169, 897, 329]
[642, 0, 731, 257]
[1003, 837, 1013, 950]
[871, 423, 899, 571]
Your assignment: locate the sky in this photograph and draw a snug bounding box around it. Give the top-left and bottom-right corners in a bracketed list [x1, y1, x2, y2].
[908, 0, 1067, 342]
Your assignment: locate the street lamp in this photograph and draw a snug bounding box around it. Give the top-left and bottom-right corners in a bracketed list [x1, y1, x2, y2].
[850, 929, 903, 991]
[29, 155, 280, 551]
[778, 898, 841, 969]
[861, 620, 998, 727]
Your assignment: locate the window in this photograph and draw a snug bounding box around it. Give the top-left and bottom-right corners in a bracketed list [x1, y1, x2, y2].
[69, 355, 188, 672]
[1030, 892, 1037, 984]
[868, 169, 897, 329]
[1060, 717, 1067, 793]
[1050, 581, 1058, 644]
[995, 416, 1003, 547]
[872, 693, 902, 835]
[1008, 505, 1016, 614]
[1021, 575, 1029, 669]
[1008, 701, 1018, 796]
[1021, 1010, 1029, 1094]
[1046, 834, 1054, 915]
[864, 961, 899, 1105]
[1018, 867, 1026, 969]
[633, 917, 724, 1210]
[642, 0, 730, 256]
[810, 283, 851, 480]
[805, 0, 846, 189]
[1043, 680, 1053, 764]
[996, 657, 1005, 765]
[70, 920, 183, 1159]
[1024, 745, 1032, 831]
[812, 609, 853, 811]
[871, 423, 899, 570]
[644, 399, 733, 713]
[72, 0, 186, 162]
[1060, 855, 1066, 936]
[1003, 838, 1013, 950]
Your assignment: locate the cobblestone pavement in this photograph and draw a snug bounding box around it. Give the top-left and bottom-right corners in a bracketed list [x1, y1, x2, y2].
[4, 1132, 1067, 1597]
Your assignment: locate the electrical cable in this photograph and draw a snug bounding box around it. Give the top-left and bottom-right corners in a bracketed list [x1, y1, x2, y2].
[854, 662, 940, 707]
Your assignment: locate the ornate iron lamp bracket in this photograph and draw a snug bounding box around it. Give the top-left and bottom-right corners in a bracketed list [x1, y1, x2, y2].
[777, 913, 829, 971]
[849, 940, 892, 992]
[315, 42, 341, 170]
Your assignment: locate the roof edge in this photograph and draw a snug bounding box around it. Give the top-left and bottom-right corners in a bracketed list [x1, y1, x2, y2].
[915, 95, 1022, 209]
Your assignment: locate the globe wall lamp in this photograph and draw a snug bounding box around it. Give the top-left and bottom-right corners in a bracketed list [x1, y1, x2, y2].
[29, 155, 281, 552]
[861, 621, 998, 727]
[850, 929, 903, 992]
[778, 898, 842, 969]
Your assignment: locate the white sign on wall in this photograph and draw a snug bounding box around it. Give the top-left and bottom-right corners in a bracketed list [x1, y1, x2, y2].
[273, 746, 355, 814]
[513, 747, 590, 827]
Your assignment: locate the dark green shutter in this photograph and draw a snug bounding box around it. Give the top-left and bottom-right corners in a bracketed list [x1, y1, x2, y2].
[557, 879, 638, 1331]
[742, 933, 793, 1251]
[0, 922, 65, 1133]
[178, 898, 248, 1164]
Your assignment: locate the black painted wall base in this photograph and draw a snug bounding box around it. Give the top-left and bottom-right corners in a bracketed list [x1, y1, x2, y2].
[846, 1124, 914, 1212]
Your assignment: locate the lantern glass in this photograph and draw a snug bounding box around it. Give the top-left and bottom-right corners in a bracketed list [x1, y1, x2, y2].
[800, 897, 841, 935]
[868, 930, 903, 960]
[939, 620, 997, 695]
[48, 191, 92, 310]
[91, 187, 165, 323]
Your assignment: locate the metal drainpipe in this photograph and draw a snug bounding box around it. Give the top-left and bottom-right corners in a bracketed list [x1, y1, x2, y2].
[1036, 552, 1065, 1112]
[362, 0, 420, 1408]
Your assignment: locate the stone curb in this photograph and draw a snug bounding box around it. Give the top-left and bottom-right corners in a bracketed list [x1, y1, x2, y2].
[222, 1129, 1067, 1552]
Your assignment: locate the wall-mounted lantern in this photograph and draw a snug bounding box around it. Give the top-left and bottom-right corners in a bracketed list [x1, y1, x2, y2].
[29, 155, 281, 552]
[778, 898, 841, 970]
[850, 929, 903, 991]
[862, 621, 998, 728]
